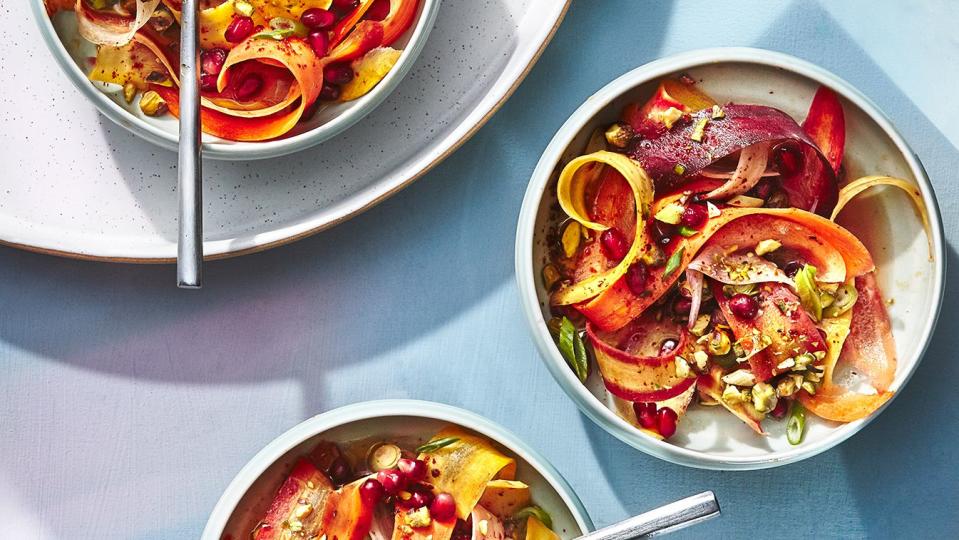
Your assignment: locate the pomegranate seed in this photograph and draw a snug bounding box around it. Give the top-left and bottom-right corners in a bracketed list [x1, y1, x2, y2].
[408, 488, 434, 509]
[327, 456, 352, 484]
[728, 293, 759, 320]
[430, 493, 456, 522]
[375, 469, 406, 495]
[653, 220, 675, 245]
[397, 458, 427, 482]
[332, 0, 358, 11]
[625, 263, 648, 295]
[753, 179, 774, 200]
[365, 0, 391, 20]
[673, 297, 692, 317]
[324, 63, 354, 85]
[783, 260, 803, 277]
[359, 478, 385, 505]
[774, 142, 803, 177]
[307, 30, 330, 57]
[770, 399, 788, 419]
[224, 16, 254, 43]
[234, 73, 263, 101]
[659, 338, 678, 356]
[199, 73, 217, 92]
[301, 7, 336, 29]
[633, 402, 658, 429]
[319, 84, 341, 101]
[680, 204, 708, 228]
[657, 407, 678, 438]
[200, 48, 227, 75]
[599, 228, 629, 261]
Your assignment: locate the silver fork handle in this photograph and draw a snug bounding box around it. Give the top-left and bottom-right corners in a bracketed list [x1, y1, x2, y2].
[576, 491, 720, 540]
[177, 0, 203, 288]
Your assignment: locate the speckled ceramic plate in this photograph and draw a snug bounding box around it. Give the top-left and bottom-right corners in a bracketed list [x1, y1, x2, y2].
[515, 48, 945, 470]
[201, 400, 593, 539]
[7, 0, 569, 261]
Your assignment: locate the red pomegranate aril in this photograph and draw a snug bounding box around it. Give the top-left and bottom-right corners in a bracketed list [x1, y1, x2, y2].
[307, 30, 330, 57]
[359, 478, 385, 505]
[408, 489, 434, 509]
[324, 62, 355, 85]
[673, 297, 692, 317]
[625, 263, 648, 295]
[430, 493, 456, 522]
[657, 407, 678, 438]
[633, 402, 658, 429]
[365, 0, 391, 20]
[770, 399, 789, 419]
[783, 260, 804, 277]
[599, 228, 629, 261]
[234, 73, 263, 100]
[200, 47, 228, 75]
[376, 469, 407, 494]
[224, 15, 254, 43]
[680, 204, 708, 228]
[397, 458, 427, 482]
[319, 83, 341, 101]
[332, 0, 358, 10]
[199, 73, 217, 92]
[728, 293, 759, 320]
[327, 456, 352, 484]
[652, 220, 676, 245]
[753, 179, 774, 200]
[301, 7, 336, 29]
[774, 142, 803, 177]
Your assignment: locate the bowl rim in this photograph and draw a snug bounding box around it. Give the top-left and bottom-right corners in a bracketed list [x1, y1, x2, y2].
[29, 0, 443, 161]
[200, 399, 595, 539]
[514, 46, 946, 470]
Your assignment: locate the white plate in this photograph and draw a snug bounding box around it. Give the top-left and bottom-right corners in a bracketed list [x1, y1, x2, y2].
[34, 0, 442, 161]
[5, 0, 569, 261]
[515, 48, 946, 470]
[201, 400, 593, 539]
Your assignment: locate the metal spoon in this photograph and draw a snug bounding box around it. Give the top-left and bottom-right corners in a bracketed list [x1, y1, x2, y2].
[576, 491, 720, 539]
[177, 0, 203, 288]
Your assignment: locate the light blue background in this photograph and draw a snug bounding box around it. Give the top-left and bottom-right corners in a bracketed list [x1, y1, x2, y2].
[2, 1, 957, 538]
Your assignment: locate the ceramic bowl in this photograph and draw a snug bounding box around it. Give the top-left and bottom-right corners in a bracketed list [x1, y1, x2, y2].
[201, 400, 593, 539]
[515, 48, 945, 470]
[31, 0, 441, 160]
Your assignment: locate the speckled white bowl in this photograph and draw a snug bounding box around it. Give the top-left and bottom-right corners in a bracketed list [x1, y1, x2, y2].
[201, 400, 593, 539]
[515, 48, 946, 470]
[31, 0, 441, 160]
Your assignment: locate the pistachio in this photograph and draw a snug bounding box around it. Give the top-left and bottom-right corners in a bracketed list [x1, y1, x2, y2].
[604, 123, 632, 148]
[692, 350, 709, 370]
[561, 221, 581, 258]
[673, 163, 686, 175]
[801, 381, 817, 395]
[707, 329, 731, 356]
[690, 117, 708, 142]
[776, 376, 798, 397]
[776, 357, 796, 371]
[823, 282, 858, 318]
[541, 264, 561, 290]
[792, 352, 817, 371]
[754, 239, 782, 256]
[721, 384, 749, 404]
[405, 507, 432, 528]
[654, 202, 685, 225]
[722, 369, 757, 387]
[657, 106, 684, 129]
[751, 382, 777, 413]
[122, 81, 137, 104]
[641, 243, 666, 267]
[710, 104, 725, 119]
[294, 503, 313, 519]
[138, 90, 167, 116]
[234, 0, 254, 16]
[675, 356, 691, 378]
[689, 314, 711, 337]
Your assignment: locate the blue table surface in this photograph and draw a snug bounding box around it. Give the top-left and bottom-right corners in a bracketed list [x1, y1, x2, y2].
[2, 1, 958, 538]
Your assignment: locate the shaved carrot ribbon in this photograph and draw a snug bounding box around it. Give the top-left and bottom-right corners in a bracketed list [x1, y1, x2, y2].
[75, 0, 160, 46]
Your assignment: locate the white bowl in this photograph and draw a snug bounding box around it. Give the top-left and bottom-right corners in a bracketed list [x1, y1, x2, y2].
[201, 400, 593, 539]
[31, 0, 441, 160]
[515, 48, 946, 470]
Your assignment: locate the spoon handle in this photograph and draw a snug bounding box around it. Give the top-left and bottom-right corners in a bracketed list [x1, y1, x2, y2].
[576, 491, 720, 540]
[177, 0, 203, 288]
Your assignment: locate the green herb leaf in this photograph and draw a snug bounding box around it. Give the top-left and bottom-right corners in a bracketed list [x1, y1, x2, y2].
[514, 506, 553, 529]
[415, 437, 460, 454]
[557, 317, 589, 382]
[677, 225, 699, 237]
[663, 245, 686, 278]
[822, 283, 858, 318]
[795, 264, 822, 321]
[786, 401, 806, 445]
[254, 16, 307, 40]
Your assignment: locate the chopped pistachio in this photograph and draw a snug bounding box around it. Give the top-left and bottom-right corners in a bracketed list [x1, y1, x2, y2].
[722, 369, 757, 387]
[706, 201, 721, 218]
[561, 221, 581, 258]
[288, 519, 303, 533]
[541, 264, 561, 290]
[690, 117, 709, 142]
[726, 195, 765, 208]
[777, 357, 796, 371]
[604, 123, 632, 148]
[122, 81, 137, 103]
[655, 202, 685, 224]
[405, 507, 432, 528]
[294, 503, 313, 519]
[801, 381, 817, 395]
[776, 376, 798, 397]
[707, 330, 731, 356]
[234, 0, 254, 16]
[751, 382, 777, 413]
[641, 243, 666, 267]
[673, 163, 686, 175]
[823, 282, 858, 318]
[692, 350, 709, 370]
[658, 106, 684, 129]
[754, 239, 782, 256]
[710, 104, 725, 119]
[721, 384, 749, 404]
[793, 351, 817, 371]
[675, 356, 691, 378]
[138, 90, 168, 116]
[690, 314, 711, 337]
